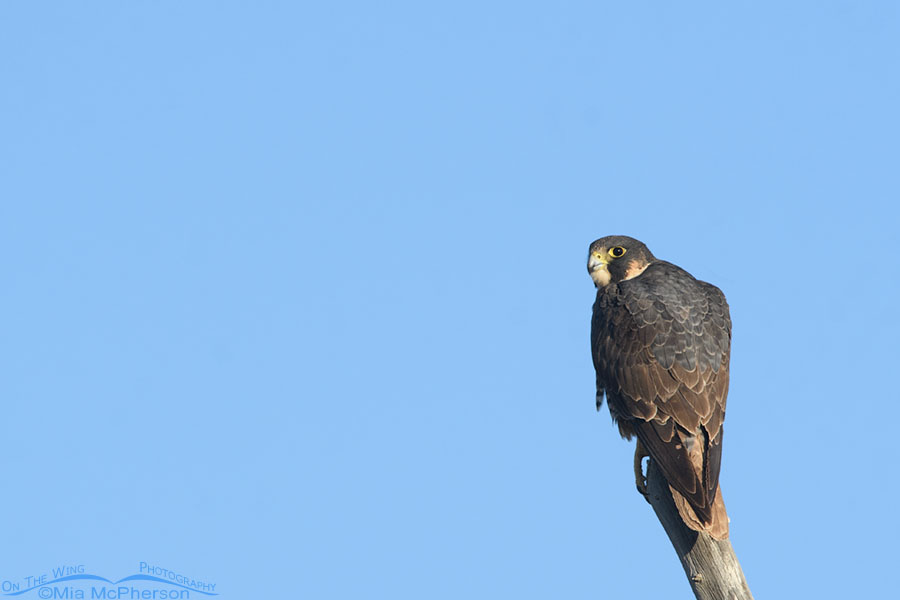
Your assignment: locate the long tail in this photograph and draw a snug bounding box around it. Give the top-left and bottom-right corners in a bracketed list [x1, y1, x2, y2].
[671, 485, 729, 540]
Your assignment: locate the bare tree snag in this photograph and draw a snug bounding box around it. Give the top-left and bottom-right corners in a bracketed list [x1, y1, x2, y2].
[645, 458, 754, 600]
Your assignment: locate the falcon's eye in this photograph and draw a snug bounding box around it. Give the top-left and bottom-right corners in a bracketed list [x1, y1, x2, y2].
[609, 246, 627, 258]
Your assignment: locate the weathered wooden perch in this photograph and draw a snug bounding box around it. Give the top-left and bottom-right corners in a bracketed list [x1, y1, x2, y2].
[645, 458, 753, 600]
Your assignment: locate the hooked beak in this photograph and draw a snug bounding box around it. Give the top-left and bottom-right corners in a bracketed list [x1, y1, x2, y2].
[587, 252, 607, 272]
[588, 251, 611, 287]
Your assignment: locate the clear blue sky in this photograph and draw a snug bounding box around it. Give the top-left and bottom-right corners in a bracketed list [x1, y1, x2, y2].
[1, 2, 898, 599]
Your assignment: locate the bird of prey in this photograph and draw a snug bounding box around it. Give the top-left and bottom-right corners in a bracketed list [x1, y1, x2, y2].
[588, 235, 731, 539]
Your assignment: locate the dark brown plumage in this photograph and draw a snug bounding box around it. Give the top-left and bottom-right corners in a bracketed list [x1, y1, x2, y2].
[588, 235, 731, 539]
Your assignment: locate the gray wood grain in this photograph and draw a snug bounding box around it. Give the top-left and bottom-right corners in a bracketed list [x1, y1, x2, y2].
[645, 458, 754, 600]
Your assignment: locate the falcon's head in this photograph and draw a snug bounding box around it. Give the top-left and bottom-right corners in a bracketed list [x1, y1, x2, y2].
[587, 235, 656, 288]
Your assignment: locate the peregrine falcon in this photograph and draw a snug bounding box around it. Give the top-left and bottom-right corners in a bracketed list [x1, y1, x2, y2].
[588, 235, 731, 539]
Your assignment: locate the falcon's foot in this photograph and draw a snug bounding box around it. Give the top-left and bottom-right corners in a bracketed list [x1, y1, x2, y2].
[634, 439, 649, 500]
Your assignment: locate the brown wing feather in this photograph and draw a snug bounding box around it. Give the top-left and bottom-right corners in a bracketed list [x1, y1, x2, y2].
[592, 261, 731, 524]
